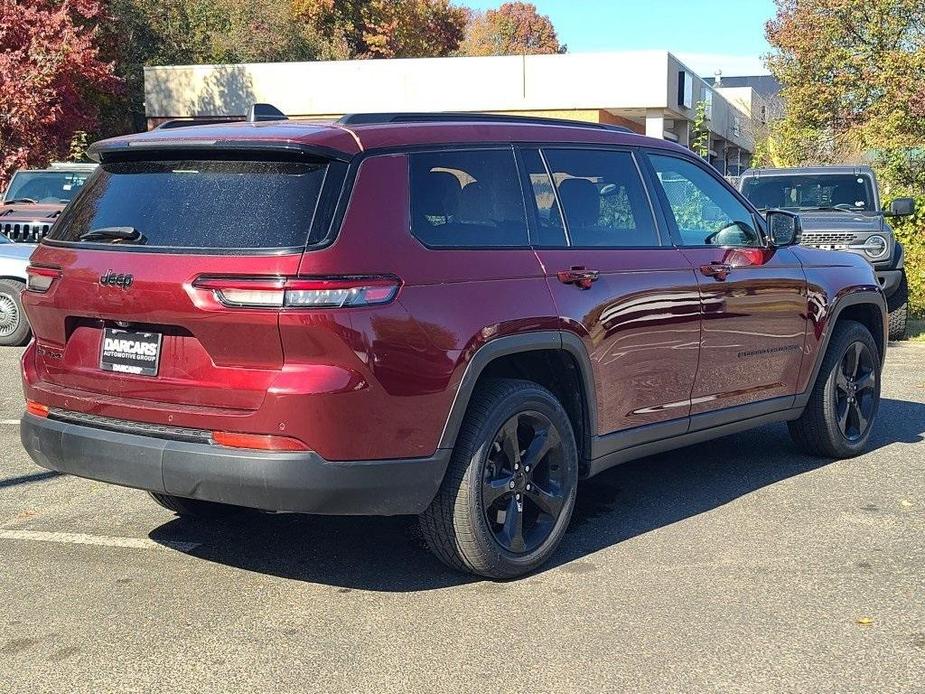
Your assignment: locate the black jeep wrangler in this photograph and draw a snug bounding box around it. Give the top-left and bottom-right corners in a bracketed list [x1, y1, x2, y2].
[739, 165, 914, 340]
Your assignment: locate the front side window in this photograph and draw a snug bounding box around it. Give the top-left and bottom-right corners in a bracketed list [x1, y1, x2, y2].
[541, 149, 659, 248]
[649, 153, 762, 248]
[409, 149, 528, 247]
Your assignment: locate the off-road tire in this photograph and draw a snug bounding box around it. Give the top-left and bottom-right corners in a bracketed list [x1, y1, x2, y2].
[419, 378, 579, 579]
[887, 276, 908, 341]
[788, 320, 881, 458]
[148, 491, 249, 519]
[0, 279, 30, 346]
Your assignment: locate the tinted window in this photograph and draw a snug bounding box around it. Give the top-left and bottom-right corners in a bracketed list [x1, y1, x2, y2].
[649, 154, 762, 248]
[521, 149, 566, 246]
[49, 160, 327, 249]
[410, 149, 528, 247]
[542, 149, 659, 247]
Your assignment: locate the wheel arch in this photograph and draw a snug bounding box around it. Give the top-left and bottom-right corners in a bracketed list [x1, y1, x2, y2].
[797, 290, 887, 408]
[437, 331, 597, 466]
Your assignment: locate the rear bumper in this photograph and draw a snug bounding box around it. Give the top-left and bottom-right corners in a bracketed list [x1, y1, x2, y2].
[20, 414, 449, 515]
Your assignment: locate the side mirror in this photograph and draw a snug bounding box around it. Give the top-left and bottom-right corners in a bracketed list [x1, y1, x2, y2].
[887, 197, 915, 217]
[766, 209, 802, 247]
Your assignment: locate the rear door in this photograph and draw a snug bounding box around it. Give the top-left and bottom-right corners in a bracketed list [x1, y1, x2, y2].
[644, 151, 807, 420]
[523, 146, 702, 448]
[23, 156, 337, 411]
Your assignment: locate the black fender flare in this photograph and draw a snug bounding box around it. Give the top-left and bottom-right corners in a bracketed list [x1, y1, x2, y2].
[437, 330, 598, 451]
[795, 287, 887, 408]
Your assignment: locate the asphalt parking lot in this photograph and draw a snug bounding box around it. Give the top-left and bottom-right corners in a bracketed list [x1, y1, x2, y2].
[1, 344, 923, 693]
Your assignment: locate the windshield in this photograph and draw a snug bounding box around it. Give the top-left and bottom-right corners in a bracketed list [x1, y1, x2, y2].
[741, 174, 876, 212]
[4, 170, 93, 204]
[49, 159, 328, 250]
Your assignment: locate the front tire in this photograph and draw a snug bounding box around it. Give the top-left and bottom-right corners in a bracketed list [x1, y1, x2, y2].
[789, 320, 881, 458]
[0, 279, 30, 346]
[419, 379, 579, 579]
[887, 275, 908, 341]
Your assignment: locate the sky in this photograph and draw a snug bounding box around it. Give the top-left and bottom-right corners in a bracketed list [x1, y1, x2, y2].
[464, 0, 777, 77]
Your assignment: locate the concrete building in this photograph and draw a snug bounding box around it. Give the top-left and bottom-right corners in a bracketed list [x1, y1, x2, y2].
[144, 51, 760, 174]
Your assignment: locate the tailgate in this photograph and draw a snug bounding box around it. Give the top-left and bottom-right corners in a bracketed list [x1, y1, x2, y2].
[24, 246, 302, 411]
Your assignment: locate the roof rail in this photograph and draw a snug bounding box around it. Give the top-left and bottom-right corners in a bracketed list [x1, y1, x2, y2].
[155, 118, 244, 130]
[336, 112, 634, 134]
[248, 103, 288, 122]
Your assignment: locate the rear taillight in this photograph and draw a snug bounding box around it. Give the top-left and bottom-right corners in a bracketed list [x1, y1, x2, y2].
[26, 400, 49, 418]
[192, 275, 402, 309]
[26, 266, 62, 293]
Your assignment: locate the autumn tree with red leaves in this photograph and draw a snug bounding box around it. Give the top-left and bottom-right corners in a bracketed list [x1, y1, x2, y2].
[460, 2, 564, 56]
[293, 0, 467, 59]
[0, 0, 121, 187]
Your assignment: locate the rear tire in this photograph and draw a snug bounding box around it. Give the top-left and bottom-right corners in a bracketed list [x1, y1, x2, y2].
[419, 378, 579, 579]
[788, 320, 881, 458]
[147, 492, 249, 519]
[0, 279, 30, 346]
[887, 276, 908, 341]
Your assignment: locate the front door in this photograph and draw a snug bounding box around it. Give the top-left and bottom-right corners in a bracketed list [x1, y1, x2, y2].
[645, 152, 807, 420]
[520, 147, 702, 446]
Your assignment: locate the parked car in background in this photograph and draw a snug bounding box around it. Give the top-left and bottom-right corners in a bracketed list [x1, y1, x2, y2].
[1, 162, 97, 243]
[20, 111, 888, 578]
[739, 165, 914, 340]
[0, 234, 35, 345]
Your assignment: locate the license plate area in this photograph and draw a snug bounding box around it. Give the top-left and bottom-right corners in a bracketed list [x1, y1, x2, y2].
[100, 328, 162, 376]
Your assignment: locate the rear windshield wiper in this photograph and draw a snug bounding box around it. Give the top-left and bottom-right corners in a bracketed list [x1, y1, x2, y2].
[78, 226, 147, 244]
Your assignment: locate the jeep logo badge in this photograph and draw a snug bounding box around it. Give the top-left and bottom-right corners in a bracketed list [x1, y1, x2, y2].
[100, 270, 133, 289]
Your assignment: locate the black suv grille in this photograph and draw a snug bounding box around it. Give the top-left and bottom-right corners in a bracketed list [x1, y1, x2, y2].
[801, 231, 855, 245]
[1, 221, 51, 242]
[48, 409, 212, 444]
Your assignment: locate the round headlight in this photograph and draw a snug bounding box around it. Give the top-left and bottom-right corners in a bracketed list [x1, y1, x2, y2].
[863, 235, 887, 258]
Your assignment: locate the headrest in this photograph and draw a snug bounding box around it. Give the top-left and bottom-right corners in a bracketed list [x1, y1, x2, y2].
[558, 178, 600, 226]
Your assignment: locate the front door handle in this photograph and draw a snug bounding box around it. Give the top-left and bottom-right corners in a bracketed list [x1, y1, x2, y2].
[700, 262, 733, 281]
[557, 267, 600, 289]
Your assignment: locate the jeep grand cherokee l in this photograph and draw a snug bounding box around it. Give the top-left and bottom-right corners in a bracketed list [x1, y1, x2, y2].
[20, 111, 888, 578]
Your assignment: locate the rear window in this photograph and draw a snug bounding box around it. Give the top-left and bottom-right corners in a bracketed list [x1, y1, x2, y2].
[409, 149, 528, 247]
[49, 160, 328, 250]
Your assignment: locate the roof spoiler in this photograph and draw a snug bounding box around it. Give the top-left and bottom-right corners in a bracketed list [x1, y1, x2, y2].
[248, 103, 288, 122]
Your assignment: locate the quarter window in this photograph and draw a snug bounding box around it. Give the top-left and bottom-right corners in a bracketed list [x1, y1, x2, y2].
[541, 149, 659, 247]
[409, 149, 528, 247]
[649, 154, 762, 248]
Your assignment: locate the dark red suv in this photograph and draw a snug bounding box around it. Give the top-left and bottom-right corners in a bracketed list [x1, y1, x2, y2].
[20, 111, 887, 578]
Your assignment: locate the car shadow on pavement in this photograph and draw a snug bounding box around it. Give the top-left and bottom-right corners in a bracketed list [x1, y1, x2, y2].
[148, 397, 924, 591]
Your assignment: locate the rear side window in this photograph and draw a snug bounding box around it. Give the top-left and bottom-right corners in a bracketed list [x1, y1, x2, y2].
[49, 160, 328, 250]
[409, 149, 528, 247]
[541, 149, 659, 247]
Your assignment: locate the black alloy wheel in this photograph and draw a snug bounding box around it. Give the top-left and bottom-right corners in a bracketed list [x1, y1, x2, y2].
[833, 340, 877, 441]
[482, 410, 567, 554]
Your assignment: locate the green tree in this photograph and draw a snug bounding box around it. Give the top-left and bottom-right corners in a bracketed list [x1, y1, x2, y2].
[765, 0, 925, 176]
[459, 2, 564, 56]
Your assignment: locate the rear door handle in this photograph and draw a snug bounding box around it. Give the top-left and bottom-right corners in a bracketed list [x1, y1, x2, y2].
[699, 262, 732, 281]
[557, 267, 600, 289]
